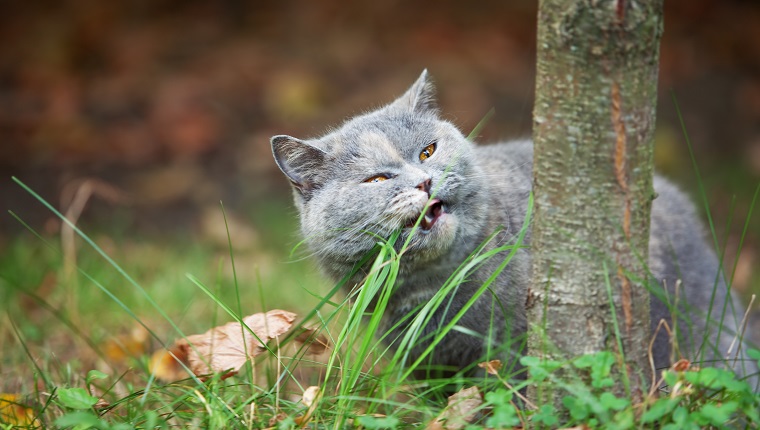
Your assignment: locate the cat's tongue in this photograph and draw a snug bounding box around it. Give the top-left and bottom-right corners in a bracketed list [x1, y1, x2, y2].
[420, 199, 444, 231]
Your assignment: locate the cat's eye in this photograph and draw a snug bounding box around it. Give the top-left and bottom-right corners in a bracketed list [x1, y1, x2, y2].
[364, 175, 389, 183]
[419, 142, 437, 161]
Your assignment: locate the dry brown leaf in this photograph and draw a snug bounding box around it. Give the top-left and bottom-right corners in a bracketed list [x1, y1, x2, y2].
[477, 359, 502, 375]
[429, 386, 483, 430]
[294, 386, 321, 426]
[268, 411, 288, 427]
[94, 398, 111, 410]
[671, 358, 693, 372]
[150, 309, 297, 382]
[293, 327, 330, 355]
[301, 386, 320, 408]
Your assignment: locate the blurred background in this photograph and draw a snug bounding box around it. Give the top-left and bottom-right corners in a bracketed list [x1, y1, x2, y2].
[1, 0, 759, 392]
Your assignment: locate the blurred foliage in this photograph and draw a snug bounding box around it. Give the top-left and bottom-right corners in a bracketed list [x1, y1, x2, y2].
[0, 0, 758, 333]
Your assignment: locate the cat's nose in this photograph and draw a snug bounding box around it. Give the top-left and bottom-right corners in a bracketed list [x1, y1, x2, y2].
[416, 178, 432, 195]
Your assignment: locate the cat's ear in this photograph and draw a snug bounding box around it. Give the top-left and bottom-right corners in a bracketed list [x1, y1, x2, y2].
[271, 135, 328, 196]
[388, 69, 438, 115]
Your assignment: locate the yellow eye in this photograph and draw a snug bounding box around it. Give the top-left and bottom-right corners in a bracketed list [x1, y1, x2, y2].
[419, 142, 437, 161]
[364, 175, 388, 183]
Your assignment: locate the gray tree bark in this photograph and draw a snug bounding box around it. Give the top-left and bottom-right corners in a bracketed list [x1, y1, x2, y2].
[527, 0, 663, 404]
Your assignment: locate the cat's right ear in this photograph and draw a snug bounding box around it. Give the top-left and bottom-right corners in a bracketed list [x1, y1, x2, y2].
[271, 135, 328, 197]
[388, 69, 438, 115]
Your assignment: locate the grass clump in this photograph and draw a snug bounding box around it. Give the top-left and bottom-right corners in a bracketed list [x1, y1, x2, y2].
[2, 176, 759, 429]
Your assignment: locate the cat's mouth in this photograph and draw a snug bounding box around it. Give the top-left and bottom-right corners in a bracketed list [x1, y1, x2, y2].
[406, 199, 446, 232]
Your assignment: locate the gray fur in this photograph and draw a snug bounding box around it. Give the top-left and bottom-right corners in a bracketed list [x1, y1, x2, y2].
[271, 71, 757, 380]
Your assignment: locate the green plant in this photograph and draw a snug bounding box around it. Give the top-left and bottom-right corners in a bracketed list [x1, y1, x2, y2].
[641, 354, 760, 429]
[3, 174, 759, 429]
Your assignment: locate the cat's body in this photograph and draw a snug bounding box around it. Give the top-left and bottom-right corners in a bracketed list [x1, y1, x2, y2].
[271, 71, 755, 379]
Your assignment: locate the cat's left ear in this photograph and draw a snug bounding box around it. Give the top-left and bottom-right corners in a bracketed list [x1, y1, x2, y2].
[388, 69, 438, 115]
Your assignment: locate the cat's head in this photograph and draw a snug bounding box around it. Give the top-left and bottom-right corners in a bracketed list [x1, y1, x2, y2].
[271, 71, 487, 277]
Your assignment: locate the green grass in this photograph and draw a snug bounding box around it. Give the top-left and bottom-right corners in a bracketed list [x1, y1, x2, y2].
[1, 180, 337, 428]
[2, 173, 760, 429]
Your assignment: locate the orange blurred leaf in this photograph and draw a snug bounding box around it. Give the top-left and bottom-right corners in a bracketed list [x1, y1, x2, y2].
[150, 309, 297, 382]
[671, 358, 693, 372]
[149, 343, 191, 382]
[0, 394, 38, 426]
[103, 326, 150, 363]
[477, 359, 502, 375]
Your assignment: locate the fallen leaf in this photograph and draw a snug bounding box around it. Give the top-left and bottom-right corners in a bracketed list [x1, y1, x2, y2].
[184, 310, 296, 376]
[301, 386, 320, 408]
[294, 386, 321, 426]
[150, 309, 297, 382]
[94, 398, 110, 410]
[671, 358, 692, 372]
[268, 411, 288, 427]
[149, 343, 188, 382]
[0, 394, 37, 426]
[429, 386, 483, 430]
[103, 325, 150, 363]
[293, 327, 330, 355]
[477, 359, 502, 375]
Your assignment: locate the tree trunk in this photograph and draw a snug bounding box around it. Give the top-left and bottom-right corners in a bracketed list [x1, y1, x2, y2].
[527, 0, 663, 404]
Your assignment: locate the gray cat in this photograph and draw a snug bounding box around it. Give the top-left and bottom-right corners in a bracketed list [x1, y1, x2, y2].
[271, 70, 756, 381]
